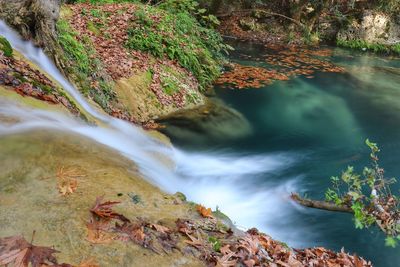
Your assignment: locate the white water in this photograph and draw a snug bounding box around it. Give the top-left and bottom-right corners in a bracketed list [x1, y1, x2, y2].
[0, 21, 307, 246]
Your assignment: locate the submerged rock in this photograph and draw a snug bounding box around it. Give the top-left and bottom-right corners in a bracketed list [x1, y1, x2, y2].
[157, 98, 252, 146]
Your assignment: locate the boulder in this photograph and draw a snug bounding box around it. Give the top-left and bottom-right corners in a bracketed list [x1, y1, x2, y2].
[337, 10, 400, 45]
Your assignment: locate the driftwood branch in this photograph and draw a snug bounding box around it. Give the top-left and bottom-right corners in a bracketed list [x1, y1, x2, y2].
[216, 9, 304, 28]
[291, 193, 353, 213]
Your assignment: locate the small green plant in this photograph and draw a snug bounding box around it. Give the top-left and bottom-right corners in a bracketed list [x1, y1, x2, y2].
[0, 36, 13, 57]
[325, 139, 400, 247]
[337, 39, 400, 55]
[208, 236, 222, 252]
[126, 5, 231, 90]
[160, 74, 180, 96]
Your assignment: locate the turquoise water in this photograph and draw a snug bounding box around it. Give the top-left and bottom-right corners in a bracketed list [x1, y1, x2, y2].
[163, 42, 400, 266]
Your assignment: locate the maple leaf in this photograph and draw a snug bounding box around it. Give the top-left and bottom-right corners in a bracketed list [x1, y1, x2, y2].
[56, 166, 86, 181]
[238, 235, 260, 255]
[175, 219, 195, 234]
[0, 235, 59, 267]
[114, 222, 159, 253]
[149, 224, 171, 234]
[216, 251, 237, 267]
[90, 196, 130, 223]
[220, 244, 233, 255]
[115, 222, 146, 245]
[86, 218, 114, 244]
[56, 166, 85, 196]
[58, 178, 77, 196]
[196, 205, 213, 218]
[184, 232, 207, 249]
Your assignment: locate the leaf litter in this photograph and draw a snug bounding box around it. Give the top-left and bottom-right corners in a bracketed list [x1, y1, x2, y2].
[216, 46, 345, 90]
[1, 196, 373, 266]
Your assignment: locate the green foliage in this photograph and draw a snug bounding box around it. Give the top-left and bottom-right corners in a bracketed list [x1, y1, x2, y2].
[126, 5, 230, 90]
[337, 39, 400, 55]
[208, 236, 222, 252]
[160, 74, 180, 96]
[375, 0, 400, 14]
[158, 0, 220, 28]
[0, 36, 13, 57]
[325, 139, 400, 247]
[57, 19, 90, 73]
[56, 19, 115, 112]
[69, 0, 139, 3]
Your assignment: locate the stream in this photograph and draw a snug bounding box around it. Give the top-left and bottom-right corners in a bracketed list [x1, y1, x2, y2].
[162, 41, 400, 267]
[1, 22, 400, 266]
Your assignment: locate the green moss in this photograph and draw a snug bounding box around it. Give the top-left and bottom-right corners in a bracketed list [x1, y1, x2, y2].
[337, 39, 400, 55]
[57, 19, 90, 73]
[0, 36, 13, 57]
[56, 18, 115, 113]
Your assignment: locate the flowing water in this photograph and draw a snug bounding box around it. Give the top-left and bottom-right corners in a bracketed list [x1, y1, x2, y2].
[162, 40, 400, 266]
[1, 21, 400, 266]
[0, 21, 299, 262]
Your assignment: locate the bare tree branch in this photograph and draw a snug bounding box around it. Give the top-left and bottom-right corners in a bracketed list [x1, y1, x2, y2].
[290, 193, 353, 213]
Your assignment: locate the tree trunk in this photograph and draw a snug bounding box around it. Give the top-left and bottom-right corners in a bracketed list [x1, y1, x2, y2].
[0, 0, 68, 77]
[0, 0, 60, 44]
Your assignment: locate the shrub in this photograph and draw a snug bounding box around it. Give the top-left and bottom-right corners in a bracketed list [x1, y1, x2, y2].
[325, 139, 400, 247]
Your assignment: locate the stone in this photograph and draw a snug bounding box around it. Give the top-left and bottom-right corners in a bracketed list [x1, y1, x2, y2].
[337, 10, 400, 46]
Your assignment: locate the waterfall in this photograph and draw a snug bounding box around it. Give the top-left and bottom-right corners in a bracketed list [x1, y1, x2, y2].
[0, 21, 307, 246]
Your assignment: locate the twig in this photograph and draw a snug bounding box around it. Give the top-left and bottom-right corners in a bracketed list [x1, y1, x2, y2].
[216, 9, 305, 28]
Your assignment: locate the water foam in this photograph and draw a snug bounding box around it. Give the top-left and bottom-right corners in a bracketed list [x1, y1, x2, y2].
[0, 21, 307, 246]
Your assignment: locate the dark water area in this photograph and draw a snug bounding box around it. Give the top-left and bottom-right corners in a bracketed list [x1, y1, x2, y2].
[162, 41, 400, 267]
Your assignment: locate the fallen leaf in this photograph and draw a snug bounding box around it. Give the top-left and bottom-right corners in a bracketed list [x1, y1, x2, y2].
[216, 251, 237, 267]
[58, 178, 77, 196]
[150, 224, 171, 234]
[184, 232, 207, 249]
[90, 196, 130, 222]
[196, 205, 213, 218]
[0, 235, 60, 267]
[86, 218, 114, 244]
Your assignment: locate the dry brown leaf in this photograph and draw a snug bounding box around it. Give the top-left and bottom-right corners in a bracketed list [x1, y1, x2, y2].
[90, 196, 130, 223]
[0, 235, 61, 267]
[58, 178, 77, 196]
[196, 205, 213, 218]
[184, 232, 206, 249]
[150, 224, 171, 234]
[86, 219, 114, 244]
[216, 251, 237, 267]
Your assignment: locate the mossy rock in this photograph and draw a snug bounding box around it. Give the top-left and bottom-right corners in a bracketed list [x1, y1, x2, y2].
[0, 36, 13, 57]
